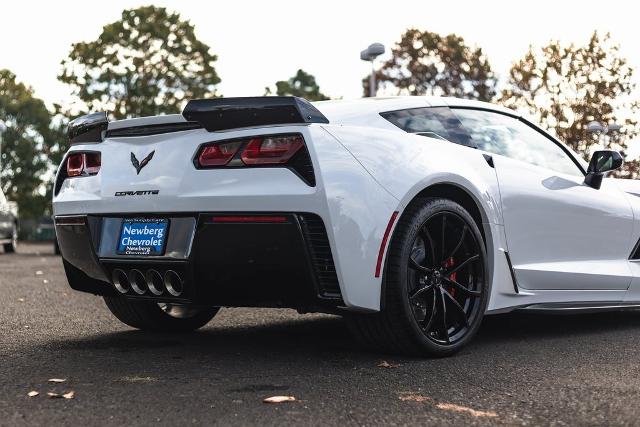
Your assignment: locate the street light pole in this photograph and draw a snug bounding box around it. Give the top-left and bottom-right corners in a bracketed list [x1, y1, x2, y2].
[360, 43, 385, 97]
[0, 120, 5, 186]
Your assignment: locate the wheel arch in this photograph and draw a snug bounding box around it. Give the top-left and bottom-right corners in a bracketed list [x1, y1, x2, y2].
[380, 181, 495, 309]
[406, 183, 487, 243]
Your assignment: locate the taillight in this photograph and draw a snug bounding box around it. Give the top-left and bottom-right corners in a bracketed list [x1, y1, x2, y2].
[198, 141, 242, 167]
[66, 152, 101, 177]
[194, 133, 315, 186]
[195, 134, 305, 168]
[241, 135, 303, 165]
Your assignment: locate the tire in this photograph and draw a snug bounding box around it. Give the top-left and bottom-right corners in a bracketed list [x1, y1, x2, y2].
[103, 296, 219, 332]
[347, 197, 489, 357]
[3, 224, 17, 253]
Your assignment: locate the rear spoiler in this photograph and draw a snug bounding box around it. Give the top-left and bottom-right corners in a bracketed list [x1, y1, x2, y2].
[68, 96, 328, 143]
[182, 96, 329, 131]
[68, 112, 109, 144]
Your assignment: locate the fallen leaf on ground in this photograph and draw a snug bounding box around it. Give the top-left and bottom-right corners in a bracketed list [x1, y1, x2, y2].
[27, 391, 39, 397]
[436, 402, 498, 418]
[263, 395, 296, 403]
[35, 271, 43, 276]
[47, 392, 62, 398]
[378, 361, 400, 369]
[62, 391, 75, 399]
[18, 298, 25, 302]
[399, 394, 431, 403]
[48, 378, 66, 383]
[43, 279, 49, 284]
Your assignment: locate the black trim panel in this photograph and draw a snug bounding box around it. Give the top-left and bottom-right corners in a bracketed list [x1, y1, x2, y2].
[106, 122, 202, 138]
[182, 96, 329, 132]
[56, 212, 343, 311]
[68, 112, 108, 144]
[504, 251, 519, 294]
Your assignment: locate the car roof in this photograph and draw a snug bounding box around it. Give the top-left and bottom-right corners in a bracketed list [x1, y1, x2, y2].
[313, 96, 517, 130]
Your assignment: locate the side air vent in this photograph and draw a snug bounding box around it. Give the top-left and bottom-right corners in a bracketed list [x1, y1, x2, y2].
[298, 214, 342, 300]
[106, 122, 202, 138]
[631, 239, 640, 260]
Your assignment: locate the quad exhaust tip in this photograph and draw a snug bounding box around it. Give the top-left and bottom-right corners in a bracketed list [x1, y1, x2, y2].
[111, 268, 184, 297]
[146, 269, 164, 296]
[164, 270, 183, 297]
[112, 269, 130, 294]
[129, 269, 147, 295]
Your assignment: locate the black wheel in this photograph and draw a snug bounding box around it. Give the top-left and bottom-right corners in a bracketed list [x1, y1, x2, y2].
[347, 197, 488, 356]
[103, 296, 219, 332]
[3, 224, 17, 253]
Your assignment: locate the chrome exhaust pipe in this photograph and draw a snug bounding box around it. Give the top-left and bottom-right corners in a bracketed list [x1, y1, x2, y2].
[164, 270, 183, 297]
[129, 269, 147, 295]
[146, 269, 164, 296]
[112, 269, 130, 294]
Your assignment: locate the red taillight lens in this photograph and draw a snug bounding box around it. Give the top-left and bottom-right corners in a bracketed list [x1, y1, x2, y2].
[195, 134, 306, 168]
[67, 153, 84, 177]
[66, 152, 101, 177]
[84, 152, 101, 174]
[198, 141, 242, 166]
[241, 135, 303, 165]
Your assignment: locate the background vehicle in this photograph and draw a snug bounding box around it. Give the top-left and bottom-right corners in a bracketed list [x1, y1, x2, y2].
[53, 96, 640, 356]
[0, 190, 18, 253]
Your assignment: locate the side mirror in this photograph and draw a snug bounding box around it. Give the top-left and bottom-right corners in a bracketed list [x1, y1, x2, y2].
[584, 150, 623, 189]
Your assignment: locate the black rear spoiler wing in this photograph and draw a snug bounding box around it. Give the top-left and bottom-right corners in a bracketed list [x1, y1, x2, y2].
[67, 97, 329, 143]
[181, 96, 329, 131]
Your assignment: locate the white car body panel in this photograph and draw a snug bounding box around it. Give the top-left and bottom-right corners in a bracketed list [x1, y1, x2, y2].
[53, 96, 640, 314]
[493, 155, 635, 291]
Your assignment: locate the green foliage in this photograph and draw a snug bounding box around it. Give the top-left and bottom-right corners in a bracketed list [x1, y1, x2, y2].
[366, 29, 496, 101]
[59, 5, 221, 119]
[500, 31, 639, 170]
[0, 69, 55, 218]
[270, 69, 329, 101]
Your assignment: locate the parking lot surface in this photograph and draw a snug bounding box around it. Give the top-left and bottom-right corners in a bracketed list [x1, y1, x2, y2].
[2, 243, 640, 426]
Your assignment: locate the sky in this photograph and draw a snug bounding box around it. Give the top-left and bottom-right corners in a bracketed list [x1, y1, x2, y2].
[1, 0, 639, 107]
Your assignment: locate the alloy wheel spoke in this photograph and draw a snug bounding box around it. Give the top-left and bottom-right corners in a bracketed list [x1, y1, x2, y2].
[409, 257, 433, 274]
[420, 227, 437, 267]
[442, 276, 481, 297]
[445, 254, 480, 276]
[422, 289, 437, 332]
[441, 215, 447, 263]
[438, 288, 450, 344]
[447, 225, 467, 260]
[409, 283, 434, 300]
[442, 288, 469, 327]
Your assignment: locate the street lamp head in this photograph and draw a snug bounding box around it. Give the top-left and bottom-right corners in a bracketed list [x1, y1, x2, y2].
[586, 121, 605, 133]
[608, 123, 622, 132]
[360, 42, 385, 61]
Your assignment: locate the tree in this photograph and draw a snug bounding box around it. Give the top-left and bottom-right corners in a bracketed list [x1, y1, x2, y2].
[266, 69, 329, 101]
[0, 69, 54, 218]
[59, 6, 221, 119]
[500, 31, 639, 176]
[365, 29, 496, 100]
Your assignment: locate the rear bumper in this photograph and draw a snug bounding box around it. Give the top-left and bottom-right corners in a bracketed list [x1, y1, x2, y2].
[55, 213, 344, 312]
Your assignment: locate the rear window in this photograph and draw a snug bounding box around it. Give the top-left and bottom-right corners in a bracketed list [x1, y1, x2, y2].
[380, 107, 474, 147]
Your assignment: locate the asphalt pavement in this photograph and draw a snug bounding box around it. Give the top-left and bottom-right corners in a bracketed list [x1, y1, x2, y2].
[2, 243, 640, 426]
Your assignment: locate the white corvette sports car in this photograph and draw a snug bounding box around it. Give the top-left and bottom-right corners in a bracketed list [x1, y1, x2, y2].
[54, 96, 640, 356]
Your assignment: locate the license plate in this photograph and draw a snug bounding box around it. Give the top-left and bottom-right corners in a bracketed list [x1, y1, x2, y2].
[117, 218, 169, 256]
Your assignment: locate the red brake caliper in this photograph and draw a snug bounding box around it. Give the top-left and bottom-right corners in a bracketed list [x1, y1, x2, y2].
[444, 257, 456, 297]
